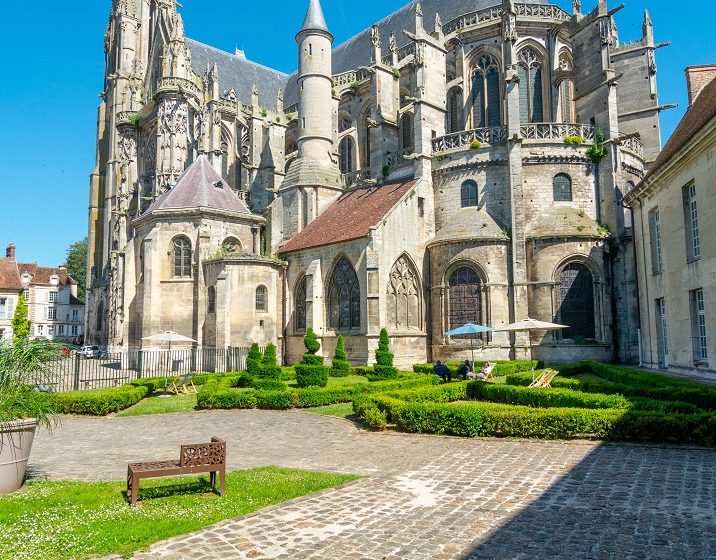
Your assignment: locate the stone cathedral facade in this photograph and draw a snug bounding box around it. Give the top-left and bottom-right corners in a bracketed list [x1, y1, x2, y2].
[87, 0, 666, 367]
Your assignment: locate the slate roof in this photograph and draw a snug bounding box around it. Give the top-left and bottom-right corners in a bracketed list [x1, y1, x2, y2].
[0, 257, 22, 291]
[429, 207, 508, 246]
[278, 179, 417, 253]
[641, 75, 716, 185]
[185, 39, 290, 107]
[526, 207, 605, 240]
[15, 263, 76, 287]
[301, 0, 330, 35]
[141, 155, 252, 218]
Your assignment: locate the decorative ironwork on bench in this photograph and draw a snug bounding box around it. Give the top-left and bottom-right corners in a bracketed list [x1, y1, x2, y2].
[520, 123, 596, 142]
[432, 127, 508, 153]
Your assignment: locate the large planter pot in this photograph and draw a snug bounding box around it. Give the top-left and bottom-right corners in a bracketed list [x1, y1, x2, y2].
[0, 419, 38, 494]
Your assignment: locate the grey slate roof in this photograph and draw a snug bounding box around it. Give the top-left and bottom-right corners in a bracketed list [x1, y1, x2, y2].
[285, 0, 551, 105]
[301, 0, 330, 35]
[185, 39, 290, 108]
[526, 207, 605, 240]
[142, 155, 252, 218]
[428, 207, 508, 247]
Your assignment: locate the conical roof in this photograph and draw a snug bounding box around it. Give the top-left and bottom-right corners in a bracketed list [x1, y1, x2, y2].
[141, 155, 251, 218]
[300, 0, 330, 35]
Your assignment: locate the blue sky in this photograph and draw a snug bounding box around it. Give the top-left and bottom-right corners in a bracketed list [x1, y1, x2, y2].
[0, 0, 714, 267]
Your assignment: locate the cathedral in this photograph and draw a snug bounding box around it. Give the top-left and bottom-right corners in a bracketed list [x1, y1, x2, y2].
[86, 0, 666, 367]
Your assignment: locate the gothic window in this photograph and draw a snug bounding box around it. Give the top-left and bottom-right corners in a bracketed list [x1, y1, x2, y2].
[448, 267, 483, 338]
[96, 301, 104, 332]
[223, 237, 242, 253]
[387, 256, 422, 331]
[471, 55, 501, 128]
[553, 174, 572, 202]
[207, 286, 216, 314]
[172, 237, 192, 278]
[328, 256, 361, 331]
[518, 48, 544, 123]
[364, 118, 371, 168]
[401, 113, 414, 150]
[447, 87, 463, 133]
[255, 285, 268, 313]
[559, 79, 575, 123]
[339, 136, 354, 174]
[623, 182, 634, 230]
[339, 113, 352, 133]
[295, 276, 307, 331]
[558, 262, 596, 340]
[461, 180, 478, 208]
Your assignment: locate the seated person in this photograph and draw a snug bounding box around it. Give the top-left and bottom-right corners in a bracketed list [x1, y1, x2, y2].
[456, 359, 473, 380]
[433, 360, 452, 383]
[467, 362, 491, 381]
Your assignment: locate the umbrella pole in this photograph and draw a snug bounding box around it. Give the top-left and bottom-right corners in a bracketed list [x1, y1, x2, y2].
[471, 338, 475, 374]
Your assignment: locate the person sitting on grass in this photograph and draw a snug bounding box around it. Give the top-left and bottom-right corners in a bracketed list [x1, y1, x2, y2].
[456, 359, 473, 380]
[433, 360, 451, 383]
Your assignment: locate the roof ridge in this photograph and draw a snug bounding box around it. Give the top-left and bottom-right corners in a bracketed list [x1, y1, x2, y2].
[185, 38, 289, 77]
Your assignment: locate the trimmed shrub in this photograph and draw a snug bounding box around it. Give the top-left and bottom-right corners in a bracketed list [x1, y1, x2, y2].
[234, 372, 255, 388]
[372, 328, 398, 380]
[197, 380, 256, 410]
[303, 328, 321, 354]
[352, 366, 374, 377]
[296, 328, 329, 388]
[294, 386, 355, 408]
[330, 336, 351, 377]
[252, 379, 286, 392]
[254, 390, 293, 410]
[53, 385, 149, 416]
[259, 343, 282, 380]
[246, 343, 263, 376]
[353, 397, 387, 430]
[281, 366, 297, 381]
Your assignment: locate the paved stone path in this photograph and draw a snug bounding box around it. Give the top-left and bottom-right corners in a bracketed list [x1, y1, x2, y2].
[31, 410, 716, 559]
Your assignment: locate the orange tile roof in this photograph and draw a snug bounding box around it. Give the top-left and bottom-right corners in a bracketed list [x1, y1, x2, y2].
[278, 179, 417, 254]
[0, 257, 22, 291]
[16, 263, 76, 286]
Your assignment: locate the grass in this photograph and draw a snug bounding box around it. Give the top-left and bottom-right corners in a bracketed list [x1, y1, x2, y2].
[304, 402, 355, 418]
[116, 394, 198, 417]
[574, 373, 613, 384]
[0, 467, 357, 560]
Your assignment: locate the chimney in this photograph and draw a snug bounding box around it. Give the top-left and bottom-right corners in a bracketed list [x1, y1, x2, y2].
[6, 243, 15, 259]
[686, 65, 716, 105]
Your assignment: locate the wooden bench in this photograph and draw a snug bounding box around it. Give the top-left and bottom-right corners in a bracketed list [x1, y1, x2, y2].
[80, 376, 129, 389]
[127, 437, 226, 506]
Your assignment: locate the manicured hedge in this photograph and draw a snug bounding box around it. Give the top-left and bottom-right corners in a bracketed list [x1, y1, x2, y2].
[53, 385, 150, 416]
[413, 360, 540, 377]
[295, 364, 329, 388]
[468, 381, 630, 410]
[359, 395, 716, 445]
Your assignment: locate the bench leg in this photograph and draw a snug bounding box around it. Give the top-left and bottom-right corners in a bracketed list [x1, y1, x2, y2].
[210, 471, 216, 489]
[128, 470, 139, 507]
[219, 467, 225, 497]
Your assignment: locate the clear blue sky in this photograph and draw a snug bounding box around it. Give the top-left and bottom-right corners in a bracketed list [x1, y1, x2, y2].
[0, 0, 714, 267]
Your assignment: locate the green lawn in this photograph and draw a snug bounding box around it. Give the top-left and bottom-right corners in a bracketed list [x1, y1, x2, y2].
[117, 394, 198, 417]
[304, 402, 355, 418]
[0, 467, 357, 560]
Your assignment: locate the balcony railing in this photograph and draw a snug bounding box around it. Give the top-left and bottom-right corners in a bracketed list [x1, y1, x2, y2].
[156, 77, 202, 99]
[620, 135, 644, 158]
[333, 67, 372, 89]
[520, 123, 595, 142]
[384, 147, 414, 169]
[432, 127, 508, 153]
[342, 168, 371, 188]
[443, 3, 570, 35]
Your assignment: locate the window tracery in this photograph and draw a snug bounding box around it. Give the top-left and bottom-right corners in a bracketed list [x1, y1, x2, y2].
[518, 48, 544, 123]
[471, 55, 501, 128]
[387, 256, 421, 330]
[328, 256, 361, 331]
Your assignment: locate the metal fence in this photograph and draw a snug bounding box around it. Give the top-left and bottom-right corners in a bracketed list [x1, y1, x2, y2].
[41, 347, 253, 393]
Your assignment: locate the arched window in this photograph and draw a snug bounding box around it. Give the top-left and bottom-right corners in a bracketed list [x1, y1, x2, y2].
[364, 118, 371, 168]
[207, 286, 216, 314]
[338, 113, 352, 133]
[461, 180, 478, 208]
[295, 276, 307, 331]
[559, 79, 575, 123]
[255, 285, 268, 313]
[387, 255, 422, 330]
[339, 136, 354, 174]
[223, 237, 241, 253]
[624, 182, 635, 230]
[401, 113, 414, 150]
[471, 55, 501, 128]
[447, 87, 463, 133]
[96, 301, 104, 332]
[328, 256, 360, 331]
[553, 174, 572, 202]
[172, 237, 192, 278]
[558, 262, 596, 340]
[518, 48, 544, 123]
[448, 267, 483, 337]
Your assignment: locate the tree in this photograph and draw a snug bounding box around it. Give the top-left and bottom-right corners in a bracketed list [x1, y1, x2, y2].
[64, 237, 88, 302]
[12, 294, 31, 344]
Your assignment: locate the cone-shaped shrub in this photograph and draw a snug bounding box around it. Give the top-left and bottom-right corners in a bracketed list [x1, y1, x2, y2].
[259, 342, 282, 380]
[330, 335, 351, 377]
[246, 343, 263, 376]
[371, 328, 398, 380]
[296, 328, 328, 387]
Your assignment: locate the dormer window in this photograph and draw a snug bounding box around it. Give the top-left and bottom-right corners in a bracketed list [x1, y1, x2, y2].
[21, 273, 31, 286]
[50, 274, 59, 286]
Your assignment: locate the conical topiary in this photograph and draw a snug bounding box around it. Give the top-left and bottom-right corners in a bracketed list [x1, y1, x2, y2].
[330, 335, 351, 377]
[295, 328, 329, 387]
[259, 342, 282, 380]
[371, 328, 398, 380]
[246, 343, 263, 376]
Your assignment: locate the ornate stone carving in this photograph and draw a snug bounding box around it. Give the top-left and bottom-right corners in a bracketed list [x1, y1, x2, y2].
[387, 256, 422, 331]
[600, 17, 615, 46]
[389, 32, 397, 54]
[371, 25, 381, 49]
[647, 50, 657, 74]
[573, 0, 581, 14]
[503, 13, 517, 42]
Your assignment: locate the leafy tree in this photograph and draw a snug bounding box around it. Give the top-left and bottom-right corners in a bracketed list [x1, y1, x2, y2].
[12, 293, 31, 344]
[64, 237, 88, 302]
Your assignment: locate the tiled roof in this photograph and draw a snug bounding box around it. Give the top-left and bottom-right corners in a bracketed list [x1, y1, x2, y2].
[642, 75, 716, 184]
[16, 263, 76, 286]
[0, 257, 22, 291]
[141, 155, 252, 218]
[278, 179, 417, 253]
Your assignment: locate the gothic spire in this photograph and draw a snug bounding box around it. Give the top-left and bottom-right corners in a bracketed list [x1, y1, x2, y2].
[300, 0, 330, 35]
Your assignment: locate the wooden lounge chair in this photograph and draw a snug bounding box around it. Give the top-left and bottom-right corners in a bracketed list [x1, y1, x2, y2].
[467, 362, 496, 381]
[529, 369, 559, 388]
[168, 373, 198, 395]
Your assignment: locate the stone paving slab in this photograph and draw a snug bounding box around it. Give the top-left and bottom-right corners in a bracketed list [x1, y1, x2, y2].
[29, 410, 716, 559]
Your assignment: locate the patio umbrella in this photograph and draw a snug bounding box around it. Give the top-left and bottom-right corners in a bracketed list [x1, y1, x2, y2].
[444, 323, 495, 372]
[497, 319, 568, 382]
[142, 331, 197, 388]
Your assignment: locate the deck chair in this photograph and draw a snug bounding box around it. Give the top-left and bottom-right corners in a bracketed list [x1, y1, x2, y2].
[467, 362, 497, 381]
[528, 369, 551, 388]
[539, 369, 560, 388]
[168, 373, 198, 395]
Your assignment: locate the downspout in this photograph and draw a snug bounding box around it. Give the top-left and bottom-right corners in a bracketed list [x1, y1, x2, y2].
[281, 261, 288, 366]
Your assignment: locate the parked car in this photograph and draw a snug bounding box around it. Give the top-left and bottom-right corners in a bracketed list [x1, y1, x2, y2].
[81, 345, 102, 359]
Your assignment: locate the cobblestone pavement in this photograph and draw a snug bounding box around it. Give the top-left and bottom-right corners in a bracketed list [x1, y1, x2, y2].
[31, 410, 716, 559]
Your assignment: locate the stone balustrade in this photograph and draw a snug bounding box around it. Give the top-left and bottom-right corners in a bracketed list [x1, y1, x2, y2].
[342, 168, 372, 188]
[620, 135, 644, 158]
[443, 3, 570, 35]
[116, 111, 136, 127]
[384, 147, 414, 169]
[432, 127, 508, 153]
[520, 123, 596, 142]
[156, 77, 202, 99]
[333, 67, 372, 89]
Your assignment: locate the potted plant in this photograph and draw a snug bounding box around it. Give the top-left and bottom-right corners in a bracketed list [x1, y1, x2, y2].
[0, 339, 60, 494]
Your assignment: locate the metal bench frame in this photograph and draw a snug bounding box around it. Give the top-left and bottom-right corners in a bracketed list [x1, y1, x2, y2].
[127, 437, 226, 506]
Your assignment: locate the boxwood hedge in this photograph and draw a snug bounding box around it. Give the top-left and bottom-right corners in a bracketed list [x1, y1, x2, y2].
[53, 385, 150, 416]
[413, 360, 540, 377]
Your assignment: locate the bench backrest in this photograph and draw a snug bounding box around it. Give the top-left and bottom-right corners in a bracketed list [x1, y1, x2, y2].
[180, 437, 226, 467]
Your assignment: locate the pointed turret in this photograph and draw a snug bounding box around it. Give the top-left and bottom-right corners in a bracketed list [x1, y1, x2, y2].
[642, 9, 654, 45]
[298, 0, 332, 40]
